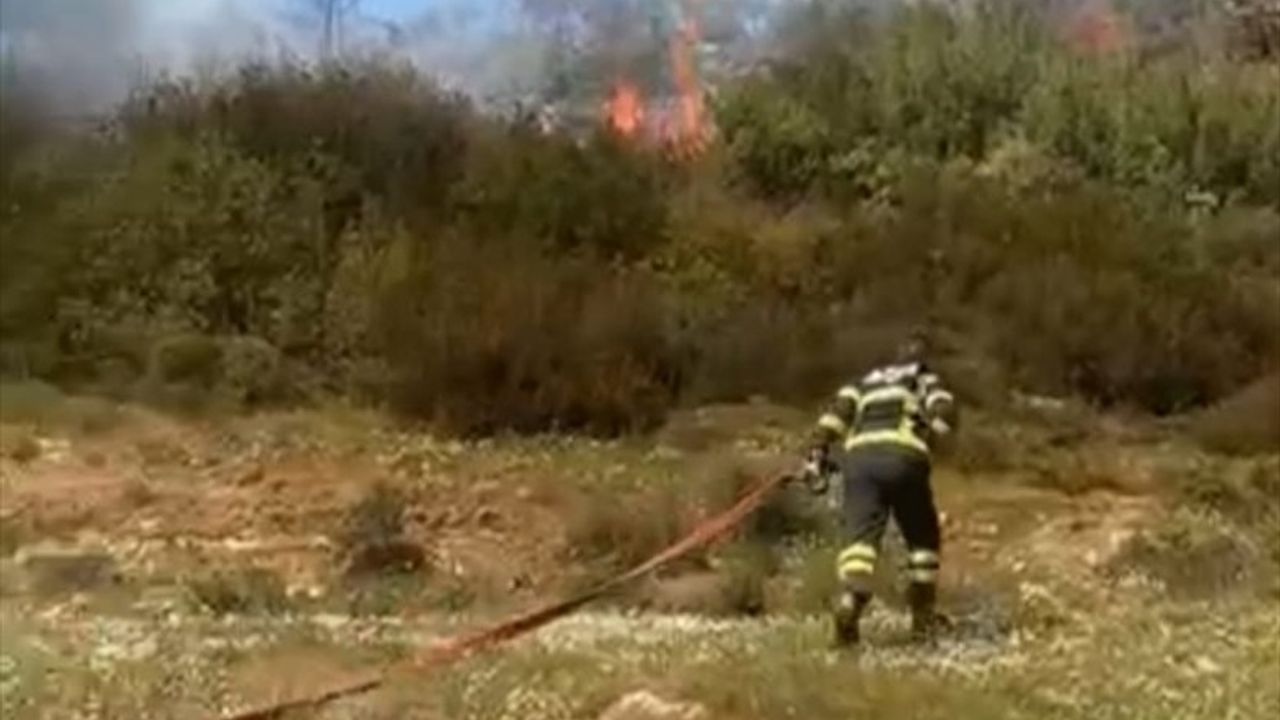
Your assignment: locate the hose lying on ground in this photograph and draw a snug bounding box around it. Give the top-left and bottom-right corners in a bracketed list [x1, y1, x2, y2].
[219, 471, 794, 720]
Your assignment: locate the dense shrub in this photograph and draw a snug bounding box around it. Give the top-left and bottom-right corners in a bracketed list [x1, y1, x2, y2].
[372, 236, 678, 435]
[1, 2, 1276, 430]
[1192, 375, 1280, 455]
[721, 1, 1280, 208]
[450, 125, 670, 259]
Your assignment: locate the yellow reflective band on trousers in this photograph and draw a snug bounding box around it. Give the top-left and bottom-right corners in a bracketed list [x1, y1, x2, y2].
[908, 549, 939, 565]
[907, 549, 940, 584]
[837, 543, 877, 580]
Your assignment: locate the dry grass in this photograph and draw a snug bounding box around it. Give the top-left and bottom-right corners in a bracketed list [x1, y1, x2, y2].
[0, 381, 126, 435]
[1192, 374, 1280, 456]
[0, 398, 1277, 719]
[183, 566, 292, 616]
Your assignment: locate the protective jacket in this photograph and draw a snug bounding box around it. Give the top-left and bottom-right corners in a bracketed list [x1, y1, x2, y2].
[813, 361, 956, 458]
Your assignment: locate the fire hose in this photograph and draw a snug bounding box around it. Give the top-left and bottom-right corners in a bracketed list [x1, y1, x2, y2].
[219, 471, 795, 720]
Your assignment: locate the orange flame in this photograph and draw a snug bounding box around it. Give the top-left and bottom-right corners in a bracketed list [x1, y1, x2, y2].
[668, 0, 710, 155]
[670, 0, 711, 151]
[605, 79, 645, 138]
[600, 0, 711, 157]
[1068, 0, 1127, 55]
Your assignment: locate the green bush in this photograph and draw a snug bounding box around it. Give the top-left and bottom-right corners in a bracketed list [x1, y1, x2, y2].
[723, 1, 1280, 206]
[338, 482, 426, 578]
[451, 126, 669, 259]
[564, 475, 688, 574]
[1, 6, 1277, 430]
[148, 334, 222, 387]
[121, 60, 474, 226]
[1192, 375, 1280, 455]
[185, 566, 291, 616]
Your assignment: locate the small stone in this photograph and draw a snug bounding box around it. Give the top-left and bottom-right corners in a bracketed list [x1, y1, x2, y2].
[236, 464, 265, 486]
[476, 507, 501, 528]
[598, 691, 708, 720]
[16, 545, 119, 595]
[1193, 656, 1223, 676]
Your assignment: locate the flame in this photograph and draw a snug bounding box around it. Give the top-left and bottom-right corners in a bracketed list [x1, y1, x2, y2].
[600, 0, 711, 157]
[669, 0, 709, 154]
[1068, 0, 1127, 54]
[605, 79, 645, 138]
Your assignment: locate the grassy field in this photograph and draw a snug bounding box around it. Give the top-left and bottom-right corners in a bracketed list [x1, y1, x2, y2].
[0, 390, 1276, 719]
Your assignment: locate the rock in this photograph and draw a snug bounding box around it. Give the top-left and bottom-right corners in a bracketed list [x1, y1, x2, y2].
[1015, 581, 1071, 631]
[342, 540, 426, 577]
[476, 507, 501, 528]
[287, 583, 326, 600]
[598, 691, 708, 720]
[236, 463, 265, 487]
[1193, 656, 1223, 676]
[642, 573, 728, 615]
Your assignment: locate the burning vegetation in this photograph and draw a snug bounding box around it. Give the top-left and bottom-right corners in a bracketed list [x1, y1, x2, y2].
[601, 0, 712, 156]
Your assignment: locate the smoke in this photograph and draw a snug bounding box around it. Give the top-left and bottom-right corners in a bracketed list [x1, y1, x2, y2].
[0, 0, 813, 118]
[0, 0, 306, 113]
[0, 0, 571, 114]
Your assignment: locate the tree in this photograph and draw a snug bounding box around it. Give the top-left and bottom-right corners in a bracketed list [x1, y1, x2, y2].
[1224, 0, 1280, 58]
[311, 0, 361, 59]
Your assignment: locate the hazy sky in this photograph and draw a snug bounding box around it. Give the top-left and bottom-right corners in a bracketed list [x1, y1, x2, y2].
[0, 0, 790, 112]
[0, 0, 533, 110]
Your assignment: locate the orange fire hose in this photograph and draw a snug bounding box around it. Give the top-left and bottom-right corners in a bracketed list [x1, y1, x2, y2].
[219, 471, 794, 720]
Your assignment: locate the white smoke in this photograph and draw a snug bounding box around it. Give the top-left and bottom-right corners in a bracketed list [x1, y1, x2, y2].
[0, 0, 553, 113]
[0, 0, 804, 116]
[0, 0, 305, 113]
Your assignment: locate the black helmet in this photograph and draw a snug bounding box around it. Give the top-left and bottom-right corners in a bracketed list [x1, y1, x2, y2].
[894, 326, 930, 365]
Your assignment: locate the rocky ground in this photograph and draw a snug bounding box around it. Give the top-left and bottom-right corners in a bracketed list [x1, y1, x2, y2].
[0, 388, 1276, 719]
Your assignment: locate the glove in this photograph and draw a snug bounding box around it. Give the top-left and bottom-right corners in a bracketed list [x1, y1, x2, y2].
[801, 446, 834, 495]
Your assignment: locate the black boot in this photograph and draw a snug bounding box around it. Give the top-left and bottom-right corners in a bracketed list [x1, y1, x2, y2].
[832, 589, 869, 649]
[906, 582, 938, 644]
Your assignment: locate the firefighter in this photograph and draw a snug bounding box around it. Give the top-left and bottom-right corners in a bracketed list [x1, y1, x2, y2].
[800, 331, 957, 647]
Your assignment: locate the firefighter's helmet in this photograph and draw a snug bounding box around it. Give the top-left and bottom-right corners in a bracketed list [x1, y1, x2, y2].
[895, 327, 930, 365]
